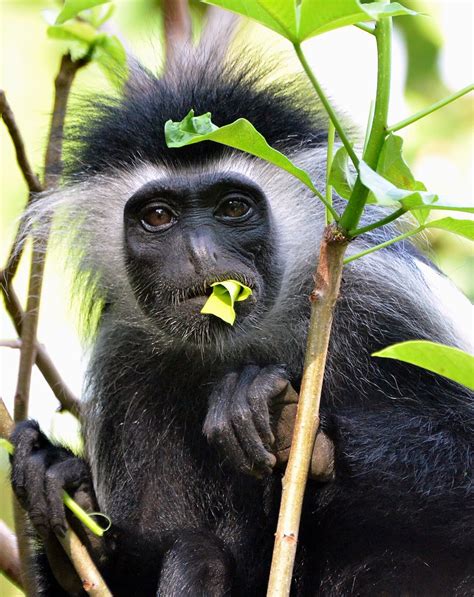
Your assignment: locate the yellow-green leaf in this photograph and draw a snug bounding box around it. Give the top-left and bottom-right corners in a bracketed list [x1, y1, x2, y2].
[201, 280, 252, 325]
[56, 0, 110, 24]
[425, 217, 474, 241]
[373, 340, 474, 390]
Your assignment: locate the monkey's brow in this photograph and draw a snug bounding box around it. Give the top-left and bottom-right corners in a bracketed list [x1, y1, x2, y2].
[127, 172, 265, 204]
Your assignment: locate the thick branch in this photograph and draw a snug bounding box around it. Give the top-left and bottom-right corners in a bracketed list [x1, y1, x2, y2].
[267, 226, 348, 596]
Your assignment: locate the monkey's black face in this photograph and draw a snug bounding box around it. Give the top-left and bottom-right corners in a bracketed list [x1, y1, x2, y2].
[123, 171, 277, 346]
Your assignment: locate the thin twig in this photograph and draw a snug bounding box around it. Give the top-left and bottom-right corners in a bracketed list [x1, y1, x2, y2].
[14, 54, 86, 423]
[1, 90, 43, 282]
[0, 90, 42, 194]
[1, 270, 80, 417]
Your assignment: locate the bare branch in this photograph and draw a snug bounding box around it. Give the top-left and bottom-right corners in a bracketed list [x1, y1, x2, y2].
[14, 53, 87, 423]
[0, 339, 22, 349]
[0, 521, 22, 590]
[0, 90, 42, 194]
[1, 90, 43, 282]
[267, 226, 348, 595]
[163, 0, 192, 71]
[1, 270, 80, 417]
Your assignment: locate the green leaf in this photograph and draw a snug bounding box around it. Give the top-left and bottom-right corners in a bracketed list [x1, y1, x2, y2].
[424, 217, 474, 241]
[299, 0, 416, 41]
[201, 280, 253, 325]
[204, 0, 416, 42]
[202, 0, 298, 41]
[376, 133, 425, 192]
[165, 110, 321, 196]
[47, 21, 100, 44]
[56, 0, 110, 24]
[373, 340, 474, 391]
[358, 160, 438, 223]
[329, 146, 356, 199]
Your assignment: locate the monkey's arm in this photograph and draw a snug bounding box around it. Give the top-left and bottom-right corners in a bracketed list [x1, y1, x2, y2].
[10, 420, 110, 595]
[324, 393, 474, 548]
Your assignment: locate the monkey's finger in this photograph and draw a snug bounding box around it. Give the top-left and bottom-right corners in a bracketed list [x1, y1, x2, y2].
[10, 420, 47, 502]
[247, 367, 289, 449]
[231, 403, 276, 477]
[22, 452, 51, 539]
[45, 459, 91, 538]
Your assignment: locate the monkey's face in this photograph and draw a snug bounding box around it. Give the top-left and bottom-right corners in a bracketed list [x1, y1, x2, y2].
[123, 171, 277, 346]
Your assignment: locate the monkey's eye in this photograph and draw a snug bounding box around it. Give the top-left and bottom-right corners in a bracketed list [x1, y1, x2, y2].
[140, 205, 175, 231]
[215, 198, 251, 220]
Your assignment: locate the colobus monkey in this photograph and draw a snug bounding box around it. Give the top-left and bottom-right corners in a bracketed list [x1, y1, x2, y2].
[10, 41, 473, 596]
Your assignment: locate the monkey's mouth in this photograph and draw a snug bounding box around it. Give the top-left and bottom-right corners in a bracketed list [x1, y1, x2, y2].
[174, 276, 255, 309]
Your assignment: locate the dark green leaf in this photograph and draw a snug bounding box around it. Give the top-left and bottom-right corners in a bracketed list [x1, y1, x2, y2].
[56, 0, 110, 24]
[376, 133, 425, 191]
[373, 340, 474, 390]
[165, 110, 320, 195]
[328, 146, 356, 199]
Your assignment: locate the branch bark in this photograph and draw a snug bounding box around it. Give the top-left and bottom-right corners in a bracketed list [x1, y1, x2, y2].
[9, 53, 88, 592]
[267, 225, 348, 596]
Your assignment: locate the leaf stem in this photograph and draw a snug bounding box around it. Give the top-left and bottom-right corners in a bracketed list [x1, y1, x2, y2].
[348, 207, 406, 237]
[339, 14, 392, 232]
[354, 22, 375, 34]
[325, 121, 336, 225]
[387, 84, 474, 133]
[293, 42, 359, 168]
[344, 226, 422, 264]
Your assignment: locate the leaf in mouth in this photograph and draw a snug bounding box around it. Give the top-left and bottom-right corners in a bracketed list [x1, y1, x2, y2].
[201, 280, 252, 325]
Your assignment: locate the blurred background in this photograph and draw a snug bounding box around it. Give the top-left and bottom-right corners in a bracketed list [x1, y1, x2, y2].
[1, 0, 473, 594]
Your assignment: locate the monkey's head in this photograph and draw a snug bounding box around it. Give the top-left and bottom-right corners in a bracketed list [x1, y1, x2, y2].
[27, 54, 328, 357]
[122, 169, 277, 344]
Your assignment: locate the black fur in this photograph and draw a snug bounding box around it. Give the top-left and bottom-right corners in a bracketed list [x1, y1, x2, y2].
[10, 49, 474, 596]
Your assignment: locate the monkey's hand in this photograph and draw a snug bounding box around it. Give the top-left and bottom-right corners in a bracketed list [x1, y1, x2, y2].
[203, 365, 288, 477]
[203, 366, 335, 481]
[10, 420, 108, 594]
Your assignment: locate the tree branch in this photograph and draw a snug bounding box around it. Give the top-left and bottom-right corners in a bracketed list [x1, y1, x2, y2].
[267, 226, 348, 596]
[14, 53, 86, 423]
[0, 90, 42, 194]
[0, 521, 22, 590]
[163, 0, 192, 72]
